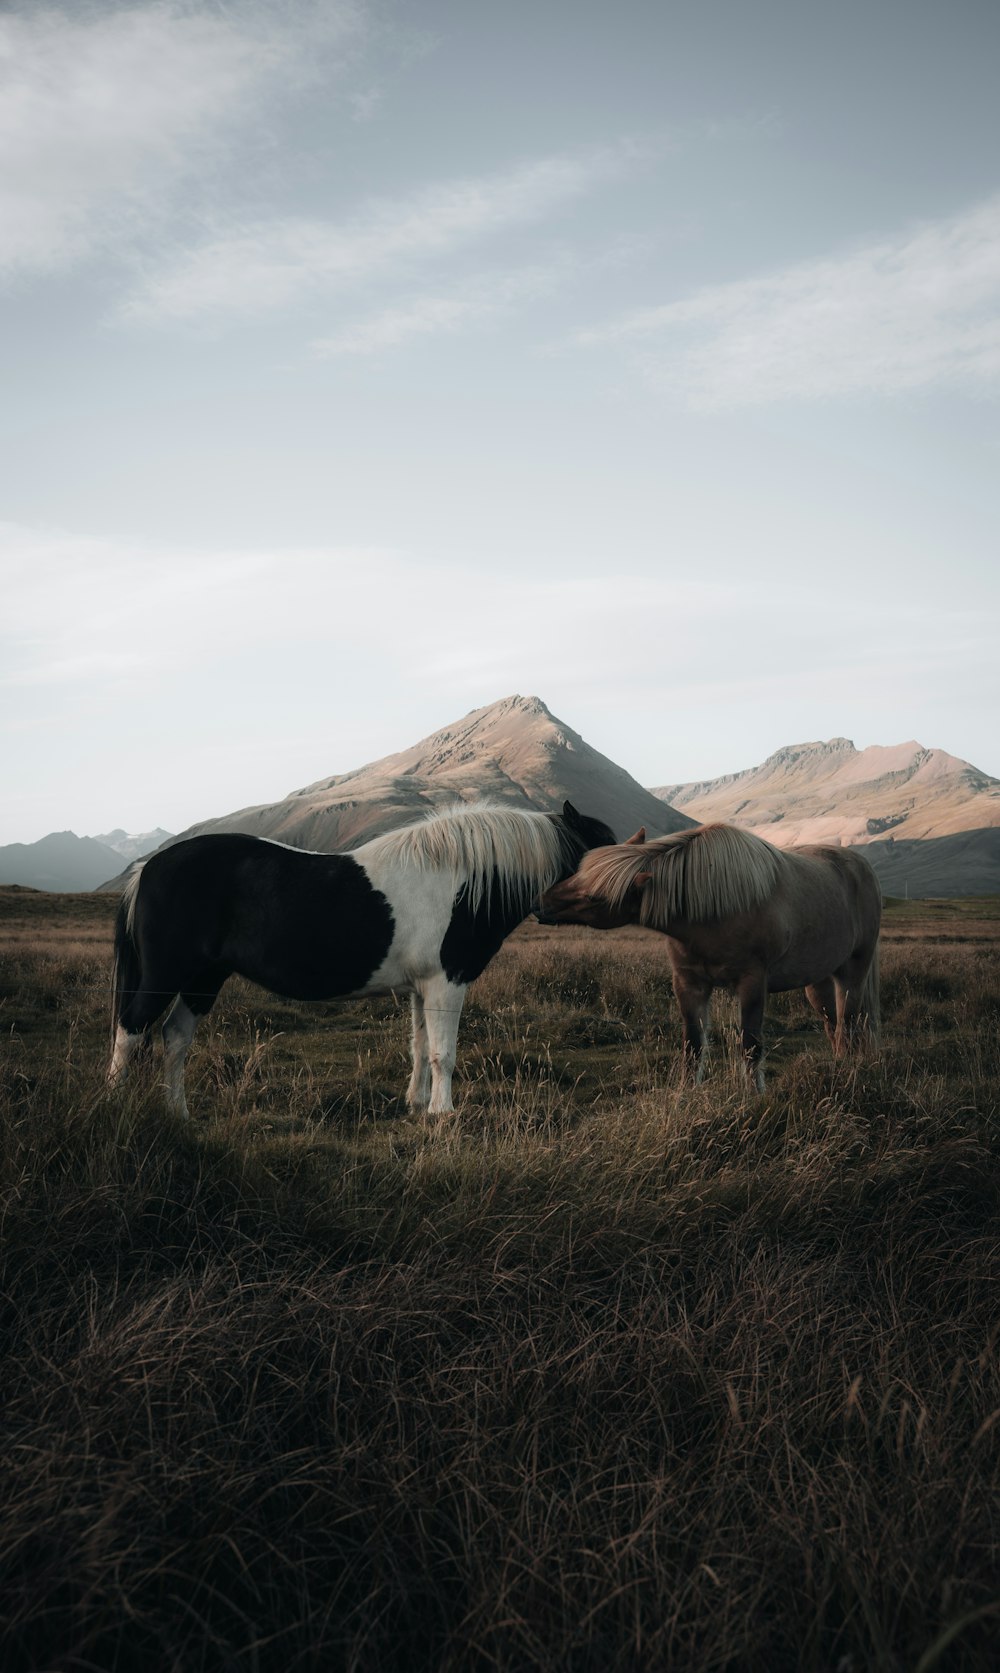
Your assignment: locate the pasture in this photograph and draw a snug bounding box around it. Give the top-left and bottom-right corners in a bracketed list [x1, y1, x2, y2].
[1, 885, 999, 1671]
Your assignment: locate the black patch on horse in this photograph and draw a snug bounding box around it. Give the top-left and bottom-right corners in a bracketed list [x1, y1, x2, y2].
[439, 868, 535, 987]
[122, 835, 395, 1031]
[439, 802, 616, 987]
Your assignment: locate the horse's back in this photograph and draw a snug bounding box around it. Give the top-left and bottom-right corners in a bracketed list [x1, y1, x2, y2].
[792, 842, 882, 934]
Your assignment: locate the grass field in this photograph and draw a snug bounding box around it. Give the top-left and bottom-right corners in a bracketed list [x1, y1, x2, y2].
[1, 886, 999, 1671]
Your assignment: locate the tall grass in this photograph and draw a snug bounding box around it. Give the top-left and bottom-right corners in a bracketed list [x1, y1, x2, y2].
[1, 891, 998, 1671]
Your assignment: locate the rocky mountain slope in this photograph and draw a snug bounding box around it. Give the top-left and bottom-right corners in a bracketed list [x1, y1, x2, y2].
[652, 738, 1000, 848]
[171, 695, 693, 856]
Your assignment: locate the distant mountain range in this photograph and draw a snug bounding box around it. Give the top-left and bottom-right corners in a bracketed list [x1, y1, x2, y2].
[93, 827, 174, 863]
[5, 703, 999, 896]
[0, 828, 172, 892]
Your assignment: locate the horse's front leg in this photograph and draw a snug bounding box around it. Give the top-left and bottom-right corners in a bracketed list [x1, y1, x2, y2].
[406, 991, 431, 1108]
[675, 977, 712, 1083]
[419, 972, 467, 1118]
[161, 997, 199, 1119]
[737, 974, 768, 1091]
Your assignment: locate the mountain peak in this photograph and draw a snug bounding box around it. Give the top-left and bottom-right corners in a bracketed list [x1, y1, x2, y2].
[174, 694, 694, 856]
[763, 738, 857, 769]
[471, 693, 554, 721]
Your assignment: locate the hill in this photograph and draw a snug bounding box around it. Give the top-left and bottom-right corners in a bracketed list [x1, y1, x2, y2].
[859, 827, 1000, 898]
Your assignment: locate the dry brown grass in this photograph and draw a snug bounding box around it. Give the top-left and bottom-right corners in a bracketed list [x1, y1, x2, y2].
[1, 889, 999, 1671]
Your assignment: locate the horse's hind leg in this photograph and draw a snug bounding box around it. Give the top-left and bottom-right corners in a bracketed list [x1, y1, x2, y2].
[108, 987, 173, 1088]
[832, 957, 875, 1055]
[108, 1023, 150, 1086]
[406, 991, 431, 1109]
[805, 978, 838, 1050]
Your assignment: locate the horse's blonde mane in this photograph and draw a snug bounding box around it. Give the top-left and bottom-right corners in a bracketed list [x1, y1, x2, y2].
[586, 823, 783, 925]
[361, 801, 565, 914]
[121, 861, 145, 937]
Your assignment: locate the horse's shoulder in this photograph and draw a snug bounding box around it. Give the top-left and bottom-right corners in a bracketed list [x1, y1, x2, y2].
[794, 842, 851, 868]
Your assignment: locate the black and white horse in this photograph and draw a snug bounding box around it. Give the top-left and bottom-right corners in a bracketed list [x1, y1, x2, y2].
[108, 801, 615, 1119]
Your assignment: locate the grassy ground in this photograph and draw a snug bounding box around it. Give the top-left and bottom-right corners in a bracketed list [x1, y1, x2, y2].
[1, 887, 999, 1671]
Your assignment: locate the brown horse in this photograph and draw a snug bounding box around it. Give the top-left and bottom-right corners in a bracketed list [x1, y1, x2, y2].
[537, 823, 881, 1089]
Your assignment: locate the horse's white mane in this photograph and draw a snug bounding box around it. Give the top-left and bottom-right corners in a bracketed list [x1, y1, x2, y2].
[360, 801, 566, 914]
[586, 823, 784, 925]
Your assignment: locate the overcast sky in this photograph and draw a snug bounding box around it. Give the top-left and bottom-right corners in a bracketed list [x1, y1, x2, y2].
[2, 0, 999, 845]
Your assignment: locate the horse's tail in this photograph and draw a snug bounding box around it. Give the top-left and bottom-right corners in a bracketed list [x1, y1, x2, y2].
[859, 939, 880, 1044]
[110, 863, 145, 1048]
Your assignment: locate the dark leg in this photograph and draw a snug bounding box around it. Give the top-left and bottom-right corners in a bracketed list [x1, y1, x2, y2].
[737, 974, 768, 1091]
[833, 956, 874, 1054]
[675, 978, 713, 1082]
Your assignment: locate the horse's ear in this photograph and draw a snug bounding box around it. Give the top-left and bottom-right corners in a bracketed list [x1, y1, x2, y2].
[562, 800, 580, 825]
[625, 827, 646, 845]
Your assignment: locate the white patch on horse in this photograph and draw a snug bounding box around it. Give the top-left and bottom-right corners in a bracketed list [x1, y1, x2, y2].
[259, 836, 323, 854]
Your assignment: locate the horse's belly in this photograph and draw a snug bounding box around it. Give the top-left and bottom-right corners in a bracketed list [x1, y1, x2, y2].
[230, 913, 398, 1001]
[768, 934, 856, 990]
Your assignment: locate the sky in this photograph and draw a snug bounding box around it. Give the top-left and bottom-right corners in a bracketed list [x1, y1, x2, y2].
[2, 0, 999, 846]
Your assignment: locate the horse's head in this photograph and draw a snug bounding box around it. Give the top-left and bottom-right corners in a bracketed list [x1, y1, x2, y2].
[537, 826, 651, 928]
[554, 800, 616, 867]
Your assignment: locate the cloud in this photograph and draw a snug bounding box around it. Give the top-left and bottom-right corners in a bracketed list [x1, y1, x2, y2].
[124, 141, 644, 322]
[1, 4, 651, 331]
[312, 265, 564, 355]
[582, 195, 1000, 406]
[0, 1, 360, 279]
